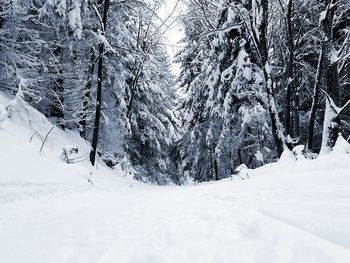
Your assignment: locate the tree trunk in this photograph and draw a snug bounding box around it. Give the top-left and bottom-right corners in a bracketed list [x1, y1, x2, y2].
[308, 49, 323, 150]
[308, 0, 339, 150]
[259, 0, 286, 156]
[264, 68, 285, 156]
[50, 45, 65, 130]
[80, 49, 95, 139]
[90, 43, 104, 166]
[293, 85, 300, 137]
[285, 0, 294, 136]
[90, 0, 110, 166]
[320, 0, 339, 103]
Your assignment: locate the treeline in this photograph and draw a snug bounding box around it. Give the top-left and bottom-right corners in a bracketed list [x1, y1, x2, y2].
[1, 0, 350, 184]
[175, 0, 350, 182]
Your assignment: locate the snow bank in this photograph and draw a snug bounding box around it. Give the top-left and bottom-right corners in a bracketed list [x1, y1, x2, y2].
[0, 92, 127, 201]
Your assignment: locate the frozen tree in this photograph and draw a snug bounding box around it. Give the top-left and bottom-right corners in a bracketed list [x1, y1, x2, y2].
[176, 0, 276, 182]
[121, 1, 180, 184]
[0, 0, 44, 99]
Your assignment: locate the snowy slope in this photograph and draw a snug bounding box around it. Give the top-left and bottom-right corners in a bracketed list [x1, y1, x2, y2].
[0, 92, 129, 201]
[1, 92, 350, 263]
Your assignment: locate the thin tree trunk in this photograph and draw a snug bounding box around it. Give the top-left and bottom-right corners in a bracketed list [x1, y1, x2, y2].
[308, 0, 339, 150]
[264, 68, 285, 156]
[308, 49, 323, 150]
[285, 0, 294, 136]
[90, 0, 110, 166]
[51, 45, 65, 130]
[320, 0, 339, 103]
[80, 49, 95, 139]
[260, 0, 286, 156]
[90, 43, 104, 166]
[293, 85, 300, 137]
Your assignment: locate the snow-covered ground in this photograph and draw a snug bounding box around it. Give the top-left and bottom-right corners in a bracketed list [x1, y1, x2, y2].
[1, 92, 350, 263]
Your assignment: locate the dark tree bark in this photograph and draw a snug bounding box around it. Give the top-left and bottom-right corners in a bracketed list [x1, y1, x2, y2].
[308, 0, 339, 150]
[264, 70, 285, 156]
[308, 50, 323, 149]
[285, 0, 294, 136]
[320, 0, 339, 103]
[50, 45, 65, 130]
[79, 48, 95, 139]
[259, 0, 286, 156]
[293, 84, 300, 137]
[90, 0, 110, 166]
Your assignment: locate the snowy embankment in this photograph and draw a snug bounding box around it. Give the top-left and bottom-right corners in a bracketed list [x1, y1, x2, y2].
[0, 92, 128, 202]
[1, 92, 350, 263]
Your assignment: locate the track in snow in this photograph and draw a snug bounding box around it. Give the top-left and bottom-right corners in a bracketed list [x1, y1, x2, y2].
[1, 161, 350, 263]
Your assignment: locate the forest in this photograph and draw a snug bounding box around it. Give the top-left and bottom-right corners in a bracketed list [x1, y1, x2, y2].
[1, 1, 350, 261]
[1, 0, 350, 184]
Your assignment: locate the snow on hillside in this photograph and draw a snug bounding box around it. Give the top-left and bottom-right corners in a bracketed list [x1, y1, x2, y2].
[0, 92, 129, 202]
[1, 92, 350, 263]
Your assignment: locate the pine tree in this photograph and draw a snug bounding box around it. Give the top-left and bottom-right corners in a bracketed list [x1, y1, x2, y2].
[176, 1, 275, 182]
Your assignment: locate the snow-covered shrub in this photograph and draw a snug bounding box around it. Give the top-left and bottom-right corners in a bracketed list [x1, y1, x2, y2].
[278, 149, 295, 162]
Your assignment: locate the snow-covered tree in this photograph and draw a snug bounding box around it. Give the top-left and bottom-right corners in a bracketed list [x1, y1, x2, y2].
[176, 1, 275, 182]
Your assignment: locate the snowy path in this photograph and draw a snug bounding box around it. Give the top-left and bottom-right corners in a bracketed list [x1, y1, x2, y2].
[1, 158, 350, 263]
[2, 87, 350, 262]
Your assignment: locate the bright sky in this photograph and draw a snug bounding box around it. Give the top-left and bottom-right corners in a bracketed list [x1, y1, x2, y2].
[157, 0, 186, 76]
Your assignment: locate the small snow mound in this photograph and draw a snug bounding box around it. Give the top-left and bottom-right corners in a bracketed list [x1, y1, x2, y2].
[278, 148, 295, 162]
[292, 145, 304, 155]
[292, 145, 306, 161]
[255, 151, 264, 162]
[331, 134, 350, 155]
[235, 164, 248, 172]
[0, 104, 8, 128]
[232, 164, 249, 180]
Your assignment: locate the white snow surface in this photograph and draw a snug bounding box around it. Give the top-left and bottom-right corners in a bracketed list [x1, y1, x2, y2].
[1, 92, 350, 263]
